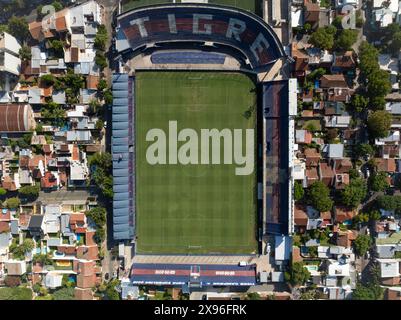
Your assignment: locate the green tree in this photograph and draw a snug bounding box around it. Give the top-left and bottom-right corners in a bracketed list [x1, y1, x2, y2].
[53, 287, 75, 300]
[369, 210, 381, 221]
[246, 292, 261, 300]
[86, 207, 106, 228]
[341, 178, 367, 208]
[18, 185, 40, 199]
[21, 238, 34, 253]
[19, 45, 31, 61]
[7, 16, 29, 42]
[335, 29, 358, 51]
[95, 119, 104, 131]
[366, 70, 392, 104]
[49, 40, 64, 58]
[5, 197, 20, 209]
[294, 181, 304, 201]
[367, 110, 392, 139]
[355, 143, 375, 159]
[104, 89, 113, 105]
[309, 26, 336, 50]
[306, 68, 326, 82]
[41, 101, 65, 120]
[105, 280, 120, 300]
[307, 181, 333, 212]
[40, 74, 55, 87]
[95, 52, 107, 70]
[368, 172, 389, 192]
[354, 234, 371, 256]
[348, 168, 359, 179]
[359, 42, 380, 80]
[284, 262, 311, 286]
[0, 188, 6, 196]
[52, 1, 63, 12]
[350, 94, 368, 113]
[97, 78, 107, 92]
[94, 25, 108, 51]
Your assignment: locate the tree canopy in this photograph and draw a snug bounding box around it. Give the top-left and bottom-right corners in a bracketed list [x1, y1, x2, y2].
[284, 262, 311, 286]
[353, 234, 372, 256]
[335, 29, 358, 51]
[307, 181, 333, 212]
[368, 172, 389, 192]
[341, 178, 367, 208]
[7, 16, 29, 42]
[294, 181, 305, 202]
[309, 26, 336, 50]
[367, 111, 392, 139]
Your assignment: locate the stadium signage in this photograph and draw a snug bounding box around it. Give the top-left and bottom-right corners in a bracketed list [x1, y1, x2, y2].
[129, 14, 271, 63]
[145, 120, 254, 176]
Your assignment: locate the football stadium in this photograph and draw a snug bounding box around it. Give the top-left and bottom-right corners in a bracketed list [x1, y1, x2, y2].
[112, 1, 296, 288]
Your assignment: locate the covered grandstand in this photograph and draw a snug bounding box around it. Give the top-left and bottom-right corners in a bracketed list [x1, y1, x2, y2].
[115, 3, 286, 72]
[262, 79, 296, 235]
[112, 73, 135, 240]
[130, 263, 257, 287]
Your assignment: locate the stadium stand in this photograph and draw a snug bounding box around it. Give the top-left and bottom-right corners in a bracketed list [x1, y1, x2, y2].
[130, 263, 257, 286]
[112, 73, 135, 240]
[262, 80, 296, 235]
[150, 51, 226, 64]
[116, 4, 286, 71]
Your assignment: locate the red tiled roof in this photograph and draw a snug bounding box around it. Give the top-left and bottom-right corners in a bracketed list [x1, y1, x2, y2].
[29, 21, 42, 40]
[0, 221, 10, 233]
[77, 245, 99, 260]
[41, 171, 58, 189]
[2, 176, 17, 191]
[74, 288, 94, 300]
[43, 144, 52, 154]
[375, 158, 396, 173]
[19, 214, 30, 228]
[85, 231, 96, 246]
[28, 155, 45, 171]
[87, 75, 100, 90]
[0, 209, 11, 222]
[294, 205, 308, 226]
[335, 207, 357, 223]
[320, 74, 348, 88]
[70, 213, 85, 223]
[57, 245, 77, 256]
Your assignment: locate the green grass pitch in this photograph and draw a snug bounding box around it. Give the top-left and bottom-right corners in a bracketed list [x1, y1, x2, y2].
[135, 71, 257, 254]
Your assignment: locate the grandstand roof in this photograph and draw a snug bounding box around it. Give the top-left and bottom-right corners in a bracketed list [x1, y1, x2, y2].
[116, 3, 286, 71]
[130, 263, 257, 286]
[111, 73, 135, 240]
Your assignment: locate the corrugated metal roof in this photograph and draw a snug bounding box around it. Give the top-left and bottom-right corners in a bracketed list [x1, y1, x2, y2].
[112, 73, 135, 240]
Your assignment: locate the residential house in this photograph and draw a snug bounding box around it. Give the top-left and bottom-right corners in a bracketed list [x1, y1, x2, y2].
[378, 54, 399, 91]
[0, 32, 21, 88]
[28, 215, 45, 237]
[319, 162, 335, 187]
[4, 260, 26, 276]
[304, 0, 320, 27]
[334, 207, 357, 224]
[296, 130, 313, 144]
[375, 158, 396, 173]
[378, 259, 401, 285]
[304, 148, 321, 167]
[324, 144, 344, 159]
